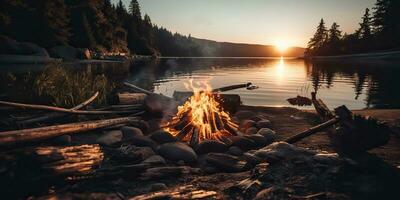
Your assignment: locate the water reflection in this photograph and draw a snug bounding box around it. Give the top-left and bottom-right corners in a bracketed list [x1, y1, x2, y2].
[1, 58, 399, 109]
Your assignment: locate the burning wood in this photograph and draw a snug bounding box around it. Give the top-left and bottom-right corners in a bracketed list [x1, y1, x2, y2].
[163, 81, 238, 145]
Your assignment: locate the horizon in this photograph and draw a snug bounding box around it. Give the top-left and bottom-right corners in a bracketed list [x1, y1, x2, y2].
[115, 0, 375, 48]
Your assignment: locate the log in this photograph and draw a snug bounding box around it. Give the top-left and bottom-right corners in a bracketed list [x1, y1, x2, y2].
[190, 129, 200, 147]
[284, 117, 340, 144]
[212, 82, 252, 93]
[118, 93, 147, 105]
[124, 82, 173, 101]
[0, 117, 138, 146]
[0, 100, 141, 115]
[18, 92, 99, 125]
[311, 92, 335, 121]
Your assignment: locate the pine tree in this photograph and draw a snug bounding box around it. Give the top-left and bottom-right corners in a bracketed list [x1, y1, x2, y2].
[328, 22, 342, 42]
[358, 8, 372, 39]
[306, 18, 328, 55]
[372, 0, 389, 34]
[129, 0, 141, 20]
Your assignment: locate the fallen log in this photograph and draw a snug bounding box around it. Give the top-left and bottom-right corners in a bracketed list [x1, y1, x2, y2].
[118, 92, 147, 105]
[0, 117, 138, 146]
[284, 117, 340, 144]
[18, 92, 100, 125]
[0, 100, 139, 115]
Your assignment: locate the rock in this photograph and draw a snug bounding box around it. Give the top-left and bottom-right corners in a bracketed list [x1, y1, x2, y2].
[157, 142, 198, 163]
[256, 119, 272, 129]
[257, 128, 278, 143]
[244, 134, 270, 147]
[254, 142, 316, 163]
[230, 136, 259, 151]
[228, 146, 243, 156]
[150, 183, 167, 191]
[52, 135, 72, 144]
[121, 126, 143, 139]
[130, 135, 157, 149]
[150, 130, 176, 144]
[241, 119, 256, 130]
[142, 155, 167, 165]
[116, 146, 155, 163]
[313, 153, 341, 164]
[96, 130, 123, 146]
[79, 48, 91, 59]
[235, 110, 256, 121]
[195, 140, 228, 154]
[49, 45, 79, 61]
[245, 127, 258, 135]
[242, 152, 262, 166]
[206, 153, 247, 172]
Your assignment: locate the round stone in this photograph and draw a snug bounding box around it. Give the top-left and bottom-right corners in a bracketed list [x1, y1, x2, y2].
[245, 127, 258, 135]
[121, 126, 143, 139]
[228, 146, 244, 156]
[96, 130, 122, 146]
[257, 128, 277, 143]
[157, 142, 198, 163]
[240, 119, 256, 130]
[230, 136, 259, 151]
[142, 155, 167, 165]
[256, 119, 272, 129]
[195, 140, 228, 154]
[150, 130, 176, 144]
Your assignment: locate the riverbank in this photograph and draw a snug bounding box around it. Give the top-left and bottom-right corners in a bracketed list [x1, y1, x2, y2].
[308, 50, 400, 61]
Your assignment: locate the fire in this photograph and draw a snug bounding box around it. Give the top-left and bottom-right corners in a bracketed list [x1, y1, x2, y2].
[164, 80, 238, 145]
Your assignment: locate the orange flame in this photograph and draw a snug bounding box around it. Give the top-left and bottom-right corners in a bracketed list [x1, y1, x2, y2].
[164, 80, 237, 143]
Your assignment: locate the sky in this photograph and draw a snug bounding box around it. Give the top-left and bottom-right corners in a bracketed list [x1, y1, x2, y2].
[115, 0, 376, 47]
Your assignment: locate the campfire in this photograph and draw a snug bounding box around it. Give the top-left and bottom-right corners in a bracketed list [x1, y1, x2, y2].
[164, 81, 239, 146]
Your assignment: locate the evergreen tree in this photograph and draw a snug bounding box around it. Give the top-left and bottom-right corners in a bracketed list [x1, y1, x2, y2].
[328, 22, 342, 42]
[372, 0, 389, 34]
[129, 0, 141, 21]
[306, 18, 328, 55]
[358, 8, 372, 39]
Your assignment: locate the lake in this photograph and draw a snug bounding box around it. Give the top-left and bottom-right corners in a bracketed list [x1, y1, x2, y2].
[1, 58, 400, 109]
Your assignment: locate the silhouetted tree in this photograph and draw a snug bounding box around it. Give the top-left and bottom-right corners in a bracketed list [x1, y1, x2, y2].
[359, 8, 372, 39]
[306, 18, 328, 55]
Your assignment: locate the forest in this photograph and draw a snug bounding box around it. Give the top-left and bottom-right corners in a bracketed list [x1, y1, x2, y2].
[0, 0, 304, 58]
[306, 0, 400, 56]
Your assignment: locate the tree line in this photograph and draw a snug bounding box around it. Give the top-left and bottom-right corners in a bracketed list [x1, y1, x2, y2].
[306, 0, 400, 56]
[0, 0, 202, 56]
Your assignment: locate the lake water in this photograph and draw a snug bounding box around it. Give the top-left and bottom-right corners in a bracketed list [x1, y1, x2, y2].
[1, 58, 400, 109]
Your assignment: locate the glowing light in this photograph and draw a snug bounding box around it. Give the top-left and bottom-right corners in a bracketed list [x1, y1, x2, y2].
[274, 39, 290, 53]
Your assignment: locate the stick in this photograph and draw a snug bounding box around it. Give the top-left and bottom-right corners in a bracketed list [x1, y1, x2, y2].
[0, 100, 139, 115]
[212, 83, 251, 93]
[0, 117, 138, 146]
[123, 82, 154, 95]
[284, 117, 340, 144]
[19, 92, 99, 125]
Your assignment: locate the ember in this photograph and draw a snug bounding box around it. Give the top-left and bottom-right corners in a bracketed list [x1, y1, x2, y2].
[164, 80, 238, 145]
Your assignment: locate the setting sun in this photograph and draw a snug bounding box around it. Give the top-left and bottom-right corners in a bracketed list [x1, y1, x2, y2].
[275, 40, 290, 53]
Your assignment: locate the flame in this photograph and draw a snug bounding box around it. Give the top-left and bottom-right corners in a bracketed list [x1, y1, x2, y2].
[164, 80, 237, 143]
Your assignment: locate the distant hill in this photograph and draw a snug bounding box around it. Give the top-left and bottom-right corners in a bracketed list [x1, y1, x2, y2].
[191, 38, 305, 57]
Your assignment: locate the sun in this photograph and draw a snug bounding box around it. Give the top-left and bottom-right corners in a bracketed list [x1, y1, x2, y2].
[274, 40, 290, 53]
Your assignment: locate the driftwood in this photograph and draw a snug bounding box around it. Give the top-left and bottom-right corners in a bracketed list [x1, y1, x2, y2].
[18, 92, 100, 126]
[0, 100, 140, 115]
[0, 117, 138, 146]
[285, 117, 339, 144]
[118, 93, 147, 105]
[212, 82, 252, 93]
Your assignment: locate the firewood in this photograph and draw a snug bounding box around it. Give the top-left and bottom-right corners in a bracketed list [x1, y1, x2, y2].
[190, 129, 200, 147]
[176, 124, 193, 141]
[0, 117, 138, 146]
[0, 100, 141, 115]
[214, 112, 225, 130]
[18, 92, 99, 125]
[118, 92, 147, 105]
[212, 82, 252, 92]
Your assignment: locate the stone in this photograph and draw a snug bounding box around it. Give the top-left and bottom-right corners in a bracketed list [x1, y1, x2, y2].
[240, 119, 256, 130]
[228, 146, 243, 156]
[195, 140, 228, 154]
[257, 128, 278, 143]
[254, 142, 316, 163]
[313, 153, 341, 164]
[256, 119, 272, 129]
[96, 130, 122, 146]
[242, 152, 262, 166]
[157, 142, 198, 163]
[142, 155, 167, 165]
[130, 135, 157, 149]
[116, 146, 155, 162]
[245, 127, 258, 135]
[244, 134, 270, 147]
[132, 147, 155, 161]
[206, 153, 247, 172]
[121, 126, 143, 139]
[230, 136, 259, 151]
[150, 183, 167, 191]
[150, 130, 176, 144]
